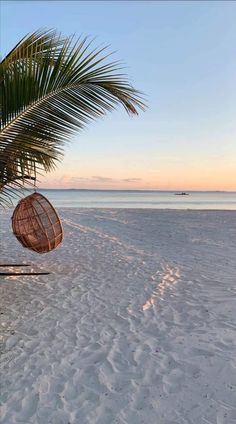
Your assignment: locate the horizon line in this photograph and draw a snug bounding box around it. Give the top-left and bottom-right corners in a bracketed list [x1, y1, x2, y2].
[36, 188, 235, 193]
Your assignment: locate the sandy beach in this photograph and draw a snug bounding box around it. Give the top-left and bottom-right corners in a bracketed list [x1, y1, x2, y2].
[0, 208, 236, 424]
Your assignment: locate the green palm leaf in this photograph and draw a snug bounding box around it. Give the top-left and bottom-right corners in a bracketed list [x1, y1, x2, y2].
[0, 29, 146, 206]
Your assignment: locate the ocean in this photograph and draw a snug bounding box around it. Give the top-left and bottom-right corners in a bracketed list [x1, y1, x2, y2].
[28, 189, 236, 210]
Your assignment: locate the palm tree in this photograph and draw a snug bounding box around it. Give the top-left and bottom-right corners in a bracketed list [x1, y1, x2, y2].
[0, 29, 145, 206]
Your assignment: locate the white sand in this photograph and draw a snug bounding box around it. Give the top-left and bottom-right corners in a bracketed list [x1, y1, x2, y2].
[0, 208, 236, 424]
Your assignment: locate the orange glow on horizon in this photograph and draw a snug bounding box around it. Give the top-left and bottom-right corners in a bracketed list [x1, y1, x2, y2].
[38, 165, 236, 192]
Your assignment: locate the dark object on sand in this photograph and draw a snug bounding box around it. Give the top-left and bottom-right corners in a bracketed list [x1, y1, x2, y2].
[0, 272, 50, 276]
[12, 193, 63, 253]
[0, 264, 50, 276]
[0, 264, 30, 267]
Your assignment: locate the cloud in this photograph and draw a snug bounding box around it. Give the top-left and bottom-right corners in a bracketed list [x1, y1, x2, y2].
[122, 178, 142, 183]
[60, 175, 142, 184]
[91, 176, 114, 182]
[41, 175, 143, 188]
[68, 177, 88, 182]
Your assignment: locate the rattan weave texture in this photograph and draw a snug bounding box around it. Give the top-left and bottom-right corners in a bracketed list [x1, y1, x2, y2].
[12, 193, 63, 253]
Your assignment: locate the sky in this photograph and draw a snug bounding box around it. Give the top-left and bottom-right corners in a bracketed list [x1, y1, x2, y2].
[1, 0, 236, 190]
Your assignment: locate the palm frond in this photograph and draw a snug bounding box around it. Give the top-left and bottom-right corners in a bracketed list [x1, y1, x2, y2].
[1, 29, 64, 67]
[0, 29, 146, 206]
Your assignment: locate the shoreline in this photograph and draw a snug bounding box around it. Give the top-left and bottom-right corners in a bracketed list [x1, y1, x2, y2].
[5, 206, 236, 212]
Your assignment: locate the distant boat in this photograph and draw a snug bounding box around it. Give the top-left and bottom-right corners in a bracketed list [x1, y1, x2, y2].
[174, 192, 189, 196]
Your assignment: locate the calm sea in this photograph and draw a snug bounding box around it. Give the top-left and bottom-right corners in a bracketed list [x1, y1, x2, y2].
[27, 190, 236, 210]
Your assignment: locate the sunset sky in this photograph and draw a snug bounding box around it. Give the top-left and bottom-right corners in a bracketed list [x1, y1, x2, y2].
[1, 1, 236, 190]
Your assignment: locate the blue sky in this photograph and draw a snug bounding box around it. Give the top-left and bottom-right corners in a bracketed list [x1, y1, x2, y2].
[1, 1, 236, 190]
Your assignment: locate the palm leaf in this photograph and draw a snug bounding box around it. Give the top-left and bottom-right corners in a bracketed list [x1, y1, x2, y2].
[1, 29, 64, 68]
[0, 30, 146, 206]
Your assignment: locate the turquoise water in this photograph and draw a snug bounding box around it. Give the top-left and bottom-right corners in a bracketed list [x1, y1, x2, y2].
[26, 190, 236, 210]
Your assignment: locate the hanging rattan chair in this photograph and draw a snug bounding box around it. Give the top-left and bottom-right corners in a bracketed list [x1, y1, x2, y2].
[12, 192, 63, 253]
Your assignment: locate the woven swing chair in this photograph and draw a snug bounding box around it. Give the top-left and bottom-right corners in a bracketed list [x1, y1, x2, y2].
[12, 192, 63, 254]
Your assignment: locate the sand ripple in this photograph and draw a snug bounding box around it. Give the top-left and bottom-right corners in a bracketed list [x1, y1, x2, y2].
[0, 209, 236, 423]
